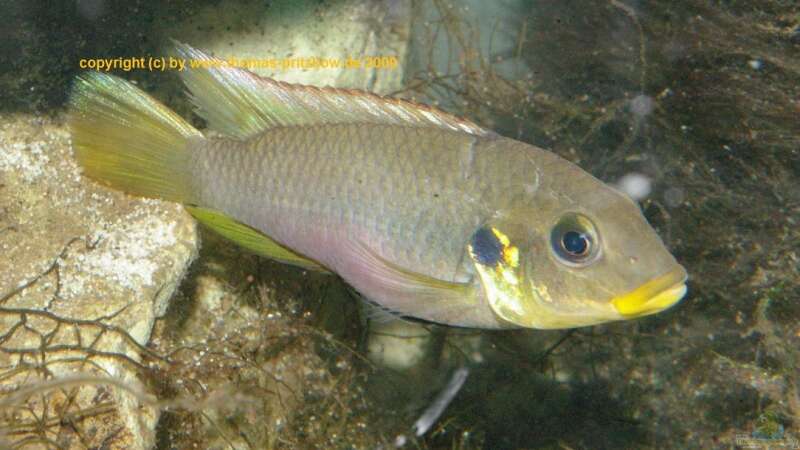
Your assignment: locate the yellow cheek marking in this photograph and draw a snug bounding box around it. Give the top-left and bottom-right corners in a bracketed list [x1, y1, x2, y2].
[486, 227, 520, 285]
[473, 262, 526, 316]
[490, 227, 519, 269]
[500, 267, 519, 285]
[492, 227, 511, 246]
[503, 245, 519, 268]
[531, 282, 552, 303]
[469, 227, 527, 318]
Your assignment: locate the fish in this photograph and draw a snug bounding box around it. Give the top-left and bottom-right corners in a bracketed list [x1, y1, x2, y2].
[68, 42, 688, 329]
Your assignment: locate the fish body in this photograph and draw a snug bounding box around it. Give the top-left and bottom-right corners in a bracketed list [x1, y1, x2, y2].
[69, 43, 688, 329]
[193, 125, 555, 327]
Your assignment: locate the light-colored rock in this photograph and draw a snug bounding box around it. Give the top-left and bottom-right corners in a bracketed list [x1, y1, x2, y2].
[0, 113, 198, 449]
[164, 0, 411, 94]
[367, 319, 433, 370]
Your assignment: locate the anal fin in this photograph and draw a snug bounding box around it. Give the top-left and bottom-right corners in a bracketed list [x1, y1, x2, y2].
[186, 206, 327, 272]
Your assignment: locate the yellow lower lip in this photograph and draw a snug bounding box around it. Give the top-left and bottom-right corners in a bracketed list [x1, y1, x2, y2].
[612, 267, 688, 317]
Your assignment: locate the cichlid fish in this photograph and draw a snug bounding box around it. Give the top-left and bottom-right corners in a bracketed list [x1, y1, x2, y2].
[68, 43, 687, 329]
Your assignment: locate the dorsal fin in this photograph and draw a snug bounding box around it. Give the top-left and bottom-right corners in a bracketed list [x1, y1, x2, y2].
[172, 41, 490, 139]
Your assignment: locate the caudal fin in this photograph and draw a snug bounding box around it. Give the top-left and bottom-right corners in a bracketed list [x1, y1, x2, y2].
[69, 72, 203, 203]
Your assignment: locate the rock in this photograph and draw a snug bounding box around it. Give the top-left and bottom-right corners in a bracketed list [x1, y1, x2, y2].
[164, 0, 411, 94]
[366, 319, 433, 370]
[0, 114, 198, 449]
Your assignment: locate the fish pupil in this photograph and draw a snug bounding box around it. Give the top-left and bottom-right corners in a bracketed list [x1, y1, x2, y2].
[562, 231, 589, 256]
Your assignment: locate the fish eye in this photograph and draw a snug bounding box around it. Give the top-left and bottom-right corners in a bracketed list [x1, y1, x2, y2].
[550, 213, 600, 266]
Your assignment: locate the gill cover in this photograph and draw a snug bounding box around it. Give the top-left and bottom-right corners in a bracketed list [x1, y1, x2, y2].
[468, 224, 540, 327]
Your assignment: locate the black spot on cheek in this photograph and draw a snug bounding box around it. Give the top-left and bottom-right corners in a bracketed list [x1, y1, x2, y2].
[470, 227, 503, 266]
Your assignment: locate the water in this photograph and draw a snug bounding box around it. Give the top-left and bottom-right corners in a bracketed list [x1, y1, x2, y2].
[0, 0, 797, 449]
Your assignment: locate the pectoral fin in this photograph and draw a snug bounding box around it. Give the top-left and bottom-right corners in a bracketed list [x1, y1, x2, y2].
[186, 206, 327, 272]
[344, 239, 475, 316]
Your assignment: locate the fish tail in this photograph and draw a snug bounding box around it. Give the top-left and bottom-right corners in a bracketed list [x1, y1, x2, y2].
[68, 72, 204, 203]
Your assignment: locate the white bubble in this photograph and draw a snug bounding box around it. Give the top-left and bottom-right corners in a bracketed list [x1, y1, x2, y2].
[748, 59, 763, 70]
[629, 95, 655, 118]
[616, 173, 652, 201]
[76, 0, 107, 20]
[664, 187, 685, 207]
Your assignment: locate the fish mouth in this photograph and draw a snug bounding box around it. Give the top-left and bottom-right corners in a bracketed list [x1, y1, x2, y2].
[611, 267, 688, 317]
